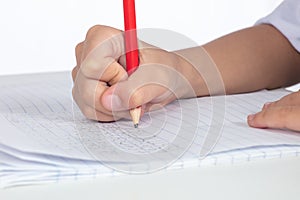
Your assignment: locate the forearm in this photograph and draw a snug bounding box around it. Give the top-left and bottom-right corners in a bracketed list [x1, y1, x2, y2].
[175, 24, 300, 97]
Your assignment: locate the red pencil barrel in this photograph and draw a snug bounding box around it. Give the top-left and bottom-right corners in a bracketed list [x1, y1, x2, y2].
[123, 0, 139, 75]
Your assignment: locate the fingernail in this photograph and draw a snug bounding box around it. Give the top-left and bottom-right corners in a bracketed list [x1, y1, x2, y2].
[103, 94, 123, 111]
[248, 114, 256, 121]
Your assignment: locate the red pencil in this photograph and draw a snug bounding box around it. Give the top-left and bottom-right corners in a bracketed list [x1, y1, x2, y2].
[123, 0, 141, 128]
[123, 0, 139, 75]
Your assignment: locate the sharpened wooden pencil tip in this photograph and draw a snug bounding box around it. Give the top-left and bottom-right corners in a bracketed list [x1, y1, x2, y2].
[130, 107, 141, 128]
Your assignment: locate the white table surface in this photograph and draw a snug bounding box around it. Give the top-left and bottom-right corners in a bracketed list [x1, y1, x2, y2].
[1, 157, 300, 200]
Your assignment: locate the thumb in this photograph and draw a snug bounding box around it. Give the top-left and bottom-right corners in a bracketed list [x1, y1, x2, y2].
[101, 79, 169, 112]
[101, 65, 173, 111]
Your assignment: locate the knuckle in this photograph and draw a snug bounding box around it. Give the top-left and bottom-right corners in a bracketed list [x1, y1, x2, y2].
[86, 25, 102, 39]
[86, 25, 119, 41]
[75, 42, 83, 55]
[80, 62, 100, 78]
[71, 67, 77, 82]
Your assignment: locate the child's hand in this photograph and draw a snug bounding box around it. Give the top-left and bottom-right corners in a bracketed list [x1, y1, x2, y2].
[72, 25, 200, 122]
[248, 91, 300, 132]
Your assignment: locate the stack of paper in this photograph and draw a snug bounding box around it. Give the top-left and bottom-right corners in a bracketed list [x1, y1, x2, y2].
[1, 72, 300, 188]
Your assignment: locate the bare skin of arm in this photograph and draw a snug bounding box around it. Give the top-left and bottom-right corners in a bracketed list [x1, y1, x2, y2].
[175, 24, 300, 96]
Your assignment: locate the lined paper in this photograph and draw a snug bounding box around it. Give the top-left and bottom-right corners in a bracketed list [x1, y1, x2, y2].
[0, 72, 300, 188]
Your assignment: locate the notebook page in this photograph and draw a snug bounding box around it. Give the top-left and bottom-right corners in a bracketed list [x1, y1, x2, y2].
[1, 72, 300, 188]
[0, 72, 300, 166]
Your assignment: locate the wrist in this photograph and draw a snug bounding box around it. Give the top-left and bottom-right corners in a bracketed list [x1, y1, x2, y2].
[172, 49, 208, 98]
[173, 46, 225, 98]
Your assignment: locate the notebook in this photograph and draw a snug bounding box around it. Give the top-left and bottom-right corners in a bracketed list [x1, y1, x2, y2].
[0, 71, 300, 188]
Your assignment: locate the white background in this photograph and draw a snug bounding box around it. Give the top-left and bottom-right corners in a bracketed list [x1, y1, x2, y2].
[0, 0, 283, 75]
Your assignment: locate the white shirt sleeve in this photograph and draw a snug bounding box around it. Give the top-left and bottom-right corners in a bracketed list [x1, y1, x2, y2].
[256, 0, 300, 52]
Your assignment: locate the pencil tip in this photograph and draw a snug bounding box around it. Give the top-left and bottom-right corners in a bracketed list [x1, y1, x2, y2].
[134, 123, 139, 128]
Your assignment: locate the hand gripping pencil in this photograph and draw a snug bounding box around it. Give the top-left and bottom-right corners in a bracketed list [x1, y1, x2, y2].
[123, 0, 141, 128]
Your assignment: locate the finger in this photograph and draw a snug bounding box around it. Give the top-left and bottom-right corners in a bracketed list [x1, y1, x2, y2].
[104, 83, 171, 112]
[73, 86, 131, 121]
[73, 80, 106, 113]
[74, 72, 112, 115]
[75, 42, 84, 66]
[73, 80, 129, 119]
[103, 41, 158, 84]
[80, 39, 127, 84]
[72, 66, 79, 82]
[100, 61, 128, 86]
[101, 64, 179, 111]
[74, 60, 127, 108]
[270, 91, 300, 107]
[72, 42, 84, 82]
[80, 30, 125, 80]
[248, 106, 300, 132]
[82, 25, 123, 59]
[72, 88, 119, 122]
